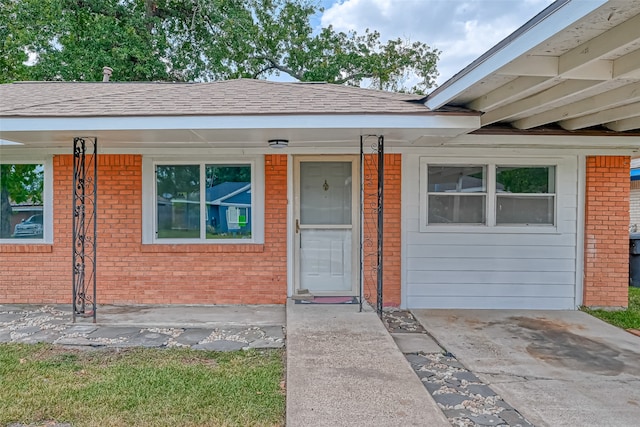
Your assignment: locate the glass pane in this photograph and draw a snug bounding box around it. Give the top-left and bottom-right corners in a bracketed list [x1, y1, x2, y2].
[496, 166, 555, 193]
[205, 164, 252, 239]
[156, 165, 200, 239]
[0, 164, 44, 239]
[428, 195, 485, 224]
[497, 196, 555, 225]
[300, 162, 352, 225]
[428, 166, 485, 193]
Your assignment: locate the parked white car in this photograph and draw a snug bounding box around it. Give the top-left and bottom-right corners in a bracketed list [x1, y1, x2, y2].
[13, 214, 43, 238]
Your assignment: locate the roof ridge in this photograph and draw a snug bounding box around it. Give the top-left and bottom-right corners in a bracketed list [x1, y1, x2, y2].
[294, 81, 425, 104]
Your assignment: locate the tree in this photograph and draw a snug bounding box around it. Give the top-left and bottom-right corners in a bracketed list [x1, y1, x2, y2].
[0, 165, 44, 238]
[1, 0, 439, 92]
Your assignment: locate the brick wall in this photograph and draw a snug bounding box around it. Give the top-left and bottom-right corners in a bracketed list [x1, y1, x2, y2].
[363, 153, 402, 307]
[583, 155, 630, 308]
[0, 154, 288, 304]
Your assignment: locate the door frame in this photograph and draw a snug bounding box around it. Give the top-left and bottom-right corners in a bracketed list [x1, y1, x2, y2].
[292, 155, 360, 296]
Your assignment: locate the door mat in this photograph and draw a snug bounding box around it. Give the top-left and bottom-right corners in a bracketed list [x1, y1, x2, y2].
[296, 296, 359, 304]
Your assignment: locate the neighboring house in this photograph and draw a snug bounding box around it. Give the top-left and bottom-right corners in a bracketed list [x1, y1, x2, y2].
[205, 182, 252, 236]
[1, 0, 639, 309]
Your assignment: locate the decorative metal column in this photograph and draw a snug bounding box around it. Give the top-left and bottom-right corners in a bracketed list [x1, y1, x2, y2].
[360, 135, 384, 317]
[72, 137, 97, 323]
[376, 135, 384, 317]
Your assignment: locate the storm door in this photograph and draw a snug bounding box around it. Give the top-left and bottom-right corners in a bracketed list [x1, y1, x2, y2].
[294, 156, 359, 295]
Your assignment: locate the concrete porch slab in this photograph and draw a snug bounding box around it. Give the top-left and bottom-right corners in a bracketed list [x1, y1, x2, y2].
[74, 304, 286, 328]
[412, 309, 640, 427]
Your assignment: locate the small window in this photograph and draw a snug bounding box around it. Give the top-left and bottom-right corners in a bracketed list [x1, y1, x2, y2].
[155, 163, 253, 242]
[427, 165, 486, 224]
[496, 166, 555, 225]
[0, 164, 45, 241]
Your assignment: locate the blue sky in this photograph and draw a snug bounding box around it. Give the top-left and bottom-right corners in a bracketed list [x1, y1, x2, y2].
[314, 0, 555, 86]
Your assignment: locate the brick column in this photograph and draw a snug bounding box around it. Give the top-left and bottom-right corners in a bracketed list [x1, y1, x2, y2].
[363, 153, 402, 307]
[583, 155, 630, 308]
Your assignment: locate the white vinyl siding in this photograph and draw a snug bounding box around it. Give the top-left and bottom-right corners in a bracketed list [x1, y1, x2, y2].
[404, 154, 578, 310]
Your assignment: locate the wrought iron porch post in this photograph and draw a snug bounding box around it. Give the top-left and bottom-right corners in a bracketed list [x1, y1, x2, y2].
[72, 137, 97, 323]
[376, 136, 384, 317]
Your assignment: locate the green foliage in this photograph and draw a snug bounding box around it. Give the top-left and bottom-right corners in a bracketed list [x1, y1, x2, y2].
[0, 0, 439, 92]
[496, 166, 552, 193]
[582, 287, 640, 330]
[0, 345, 285, 426]
[0, 164, 44, 238]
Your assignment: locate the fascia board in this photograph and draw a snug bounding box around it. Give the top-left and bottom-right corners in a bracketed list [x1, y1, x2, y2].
[0, 114, 477, 132]
[425, 0, 608, 110]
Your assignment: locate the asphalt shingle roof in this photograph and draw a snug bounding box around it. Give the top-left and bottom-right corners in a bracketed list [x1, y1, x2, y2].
[0, 79, 432, 118]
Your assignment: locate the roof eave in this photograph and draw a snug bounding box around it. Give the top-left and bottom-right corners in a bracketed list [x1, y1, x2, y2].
[424, 0, 608, 110]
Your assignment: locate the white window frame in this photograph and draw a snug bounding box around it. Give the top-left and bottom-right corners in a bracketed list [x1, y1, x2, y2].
[142, 156, 264, 244]
[0, 157, 53, 244]
[419, 157, 562, 234]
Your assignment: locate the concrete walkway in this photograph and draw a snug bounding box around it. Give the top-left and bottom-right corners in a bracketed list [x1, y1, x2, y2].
[285, 300, 449, 426]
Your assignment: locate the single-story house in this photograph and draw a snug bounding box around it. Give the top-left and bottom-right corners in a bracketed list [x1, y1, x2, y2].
[1, 0, 639, 310]
[205, 182, 252, 236]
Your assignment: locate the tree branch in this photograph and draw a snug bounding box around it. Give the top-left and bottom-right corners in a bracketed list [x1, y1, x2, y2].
[252, 56, 304, 81]
[333, 72, 374, 85]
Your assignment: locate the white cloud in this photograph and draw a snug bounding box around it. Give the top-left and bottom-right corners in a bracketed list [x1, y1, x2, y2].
[321, 0, 555, 85]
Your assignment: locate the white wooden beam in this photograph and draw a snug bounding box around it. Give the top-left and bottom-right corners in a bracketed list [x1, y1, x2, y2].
[560, 102, 640, 130]
[468, 77, 552, 111]
[558, 11, 640, 74]
[513, 81, 640, 129]
[605, 116, 640, 132]
[481, 80, 600, 125]
[498, 56, 558, 76]
[498, 56, 612, 80]
[613, 48, 640, 79]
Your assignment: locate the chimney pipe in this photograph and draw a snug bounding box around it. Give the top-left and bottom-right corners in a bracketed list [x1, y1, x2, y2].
[102, 66, 113, 82]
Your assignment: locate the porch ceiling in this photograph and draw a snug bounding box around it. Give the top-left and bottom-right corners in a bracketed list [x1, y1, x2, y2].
[427, 0, 640, 134]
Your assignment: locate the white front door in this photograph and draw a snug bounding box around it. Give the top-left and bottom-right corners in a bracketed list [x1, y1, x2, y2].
[294, 156, 359, 295]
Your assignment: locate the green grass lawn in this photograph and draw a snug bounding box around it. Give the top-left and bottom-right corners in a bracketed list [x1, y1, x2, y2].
[583, 287, 640, 330]
[0, 344, 285, 427]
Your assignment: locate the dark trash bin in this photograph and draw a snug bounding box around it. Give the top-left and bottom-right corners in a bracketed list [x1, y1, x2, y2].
[630, 233, 640, 287]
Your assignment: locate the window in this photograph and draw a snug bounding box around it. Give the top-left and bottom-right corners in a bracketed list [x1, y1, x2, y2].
[420, 158, 558, 230]
[427, 165, 486, 224]
[145, 158, 263, 244]
[496, 166, 555, 225]
[0, 161, 51, 243]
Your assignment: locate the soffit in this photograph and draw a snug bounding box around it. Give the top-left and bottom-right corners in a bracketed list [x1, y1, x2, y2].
[430, 0, 640, 134]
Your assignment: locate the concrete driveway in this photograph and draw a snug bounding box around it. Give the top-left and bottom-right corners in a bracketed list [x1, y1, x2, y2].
[412, 310, 640, 427]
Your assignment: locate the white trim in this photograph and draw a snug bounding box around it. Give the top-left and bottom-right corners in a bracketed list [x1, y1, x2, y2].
[575, 154, 586, 308]
[141, 156, 264, 244]
[400, 152, 408, 309]
[425, 0, 607, 109]
[287, 154, 294, 298]
[0, 157, 53, 244]
[210, 184, 251, 205]
[419, 157, 565, 234]
[0, 114, 477, 132]
[292, 155, 360, 296]
[2, 142, 638, 157]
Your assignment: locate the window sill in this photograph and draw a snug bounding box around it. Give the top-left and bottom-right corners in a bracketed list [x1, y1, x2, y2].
[140, 244, 264, 253]
[420, 225, 560, 235]
[0, 244, 53, 253]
